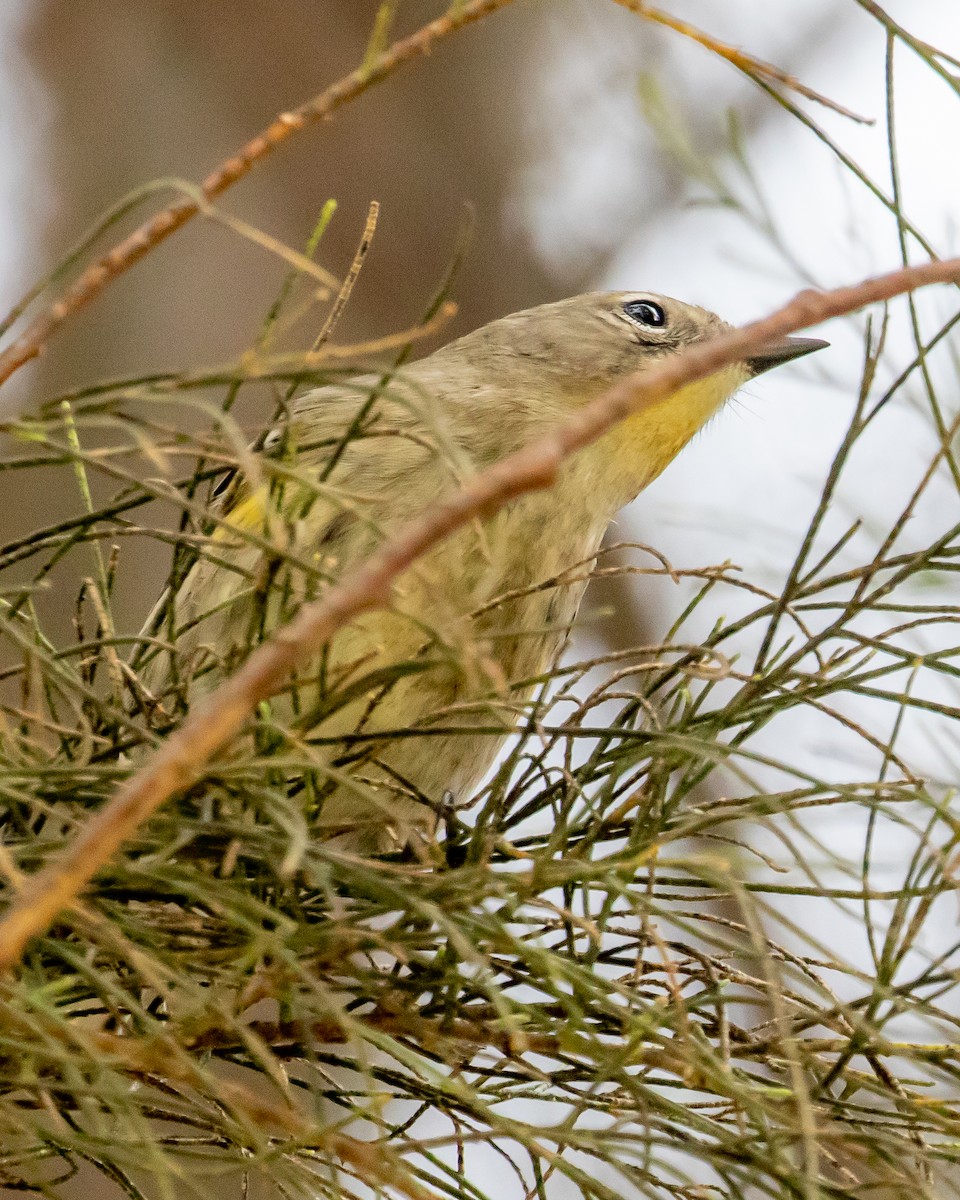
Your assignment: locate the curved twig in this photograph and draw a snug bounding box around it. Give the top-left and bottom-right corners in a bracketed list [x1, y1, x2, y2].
[0, 0, 515, 389]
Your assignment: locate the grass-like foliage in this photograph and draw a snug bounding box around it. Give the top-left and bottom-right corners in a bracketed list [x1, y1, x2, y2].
[0, 4, 959, 1199]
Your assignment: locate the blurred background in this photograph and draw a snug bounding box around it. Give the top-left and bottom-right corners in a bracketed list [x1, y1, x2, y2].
[2, 2, 960, 1195]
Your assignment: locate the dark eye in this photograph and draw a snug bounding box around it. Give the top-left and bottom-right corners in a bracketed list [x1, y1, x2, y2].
[623, 299, 666, 328]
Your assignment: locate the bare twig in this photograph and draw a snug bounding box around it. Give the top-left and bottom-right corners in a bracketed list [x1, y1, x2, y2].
[313, 199, 381, 349]
[0, 0, 515, 388]
[612, 0, 873, 124]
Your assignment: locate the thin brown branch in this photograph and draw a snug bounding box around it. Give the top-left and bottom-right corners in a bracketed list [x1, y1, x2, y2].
[0, 0, 515, 389]
[313, 199, 381, 349]
[613, 0, 873, 124]
[0, 258, 959, 970]
[245, 300, 459, 372]
[91, 1009, 693, 1081]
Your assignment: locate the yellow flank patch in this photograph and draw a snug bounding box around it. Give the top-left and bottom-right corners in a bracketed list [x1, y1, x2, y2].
[215, 487, 268, 538]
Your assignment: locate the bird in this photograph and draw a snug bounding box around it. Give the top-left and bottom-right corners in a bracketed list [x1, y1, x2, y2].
[137, 291, 826, 853]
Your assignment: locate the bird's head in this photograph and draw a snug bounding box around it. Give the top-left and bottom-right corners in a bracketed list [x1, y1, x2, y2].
[437, 290, 826, 505]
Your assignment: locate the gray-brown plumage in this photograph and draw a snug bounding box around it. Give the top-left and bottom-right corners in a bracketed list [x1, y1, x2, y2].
[138, 292, 824, 851]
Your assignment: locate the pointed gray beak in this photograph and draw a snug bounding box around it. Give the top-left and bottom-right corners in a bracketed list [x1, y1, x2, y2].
[747, 336, 829, 378]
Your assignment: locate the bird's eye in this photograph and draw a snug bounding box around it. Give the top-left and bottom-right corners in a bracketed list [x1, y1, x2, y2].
[623, 299, 666, 328]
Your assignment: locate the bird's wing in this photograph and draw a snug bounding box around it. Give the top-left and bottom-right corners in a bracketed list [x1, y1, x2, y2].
[134, 371, 461, 703]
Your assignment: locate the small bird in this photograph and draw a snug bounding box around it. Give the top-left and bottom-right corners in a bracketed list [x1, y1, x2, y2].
[139, 292, 825, 852]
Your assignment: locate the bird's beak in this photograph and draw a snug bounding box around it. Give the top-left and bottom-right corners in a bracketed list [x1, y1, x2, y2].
[747, 336, 829, 378]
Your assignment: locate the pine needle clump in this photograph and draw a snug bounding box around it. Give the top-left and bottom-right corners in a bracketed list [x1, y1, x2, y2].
[0, 5, 959, 1200]
[0, 288, 958, 1200]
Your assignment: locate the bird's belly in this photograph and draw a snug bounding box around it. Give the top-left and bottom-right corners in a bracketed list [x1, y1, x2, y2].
[302, 495, 604, 848]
